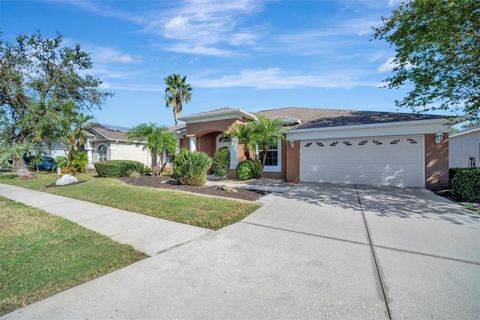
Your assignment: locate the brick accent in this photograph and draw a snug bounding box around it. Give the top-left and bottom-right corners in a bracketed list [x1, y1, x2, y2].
[425, 133, 449, 189]
[285, 140, 300, 183]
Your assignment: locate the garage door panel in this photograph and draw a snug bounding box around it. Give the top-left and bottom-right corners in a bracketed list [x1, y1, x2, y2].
[300, 135, 424, 187]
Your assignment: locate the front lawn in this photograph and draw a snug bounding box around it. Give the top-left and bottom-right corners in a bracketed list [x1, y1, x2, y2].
[0, 173, 259, 230]
[0, 196, 145, 315]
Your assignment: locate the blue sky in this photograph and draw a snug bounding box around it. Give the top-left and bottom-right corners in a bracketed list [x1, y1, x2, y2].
[2, 0, 444, 127]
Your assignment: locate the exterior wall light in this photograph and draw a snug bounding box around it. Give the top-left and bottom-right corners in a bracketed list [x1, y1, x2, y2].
[435, 132, 444, 144]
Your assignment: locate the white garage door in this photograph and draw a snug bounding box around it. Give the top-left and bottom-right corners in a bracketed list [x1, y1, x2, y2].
[300, 135, 425, 187]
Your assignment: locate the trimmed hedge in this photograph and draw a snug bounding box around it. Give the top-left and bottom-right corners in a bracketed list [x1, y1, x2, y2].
[236, 160, 262, 180]
[212, 147, 230, 178]
[94, 160, 145, 178]
[173, 151, 212, 186]
[451, 168, 480, 203]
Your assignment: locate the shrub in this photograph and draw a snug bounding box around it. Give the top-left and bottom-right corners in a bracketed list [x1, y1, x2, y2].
[61, 165, 78, 176]
[173, 151, 212, 186]
[251, 160, 263, 178]
[94, 160, 145, 178]
[212, 147, 230, 178]
[55, 156, 68, 169]
[128, 170, 142, 179]
[451, 168, 480, 203]
[236, 160, 262, 180]
[71, 152, 88, 173]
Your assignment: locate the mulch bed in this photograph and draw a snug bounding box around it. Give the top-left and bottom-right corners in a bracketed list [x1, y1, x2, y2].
[46, 180, 87, 188]
[433, 188, 460, 202]
[120, 176, 268, 201]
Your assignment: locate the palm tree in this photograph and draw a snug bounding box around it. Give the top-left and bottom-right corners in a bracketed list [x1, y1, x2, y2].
[59, 101, 93, 165]
[128, 123, 177, 174]
[229, 121, 256, 160]
[251, 115, 285, 166]
[164, 74, 192, 126]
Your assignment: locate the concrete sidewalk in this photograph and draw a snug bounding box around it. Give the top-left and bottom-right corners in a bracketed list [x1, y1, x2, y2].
[0, 183, 211, 256]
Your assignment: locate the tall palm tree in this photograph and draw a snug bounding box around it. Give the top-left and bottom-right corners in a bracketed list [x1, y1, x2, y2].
[251, 115, 285, 166]
[164, 74, 192, 126]
[229, 121, 256, 160]
[128, 123, 177, 174]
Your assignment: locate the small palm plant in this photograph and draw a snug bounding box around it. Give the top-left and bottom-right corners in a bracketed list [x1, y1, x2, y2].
[251, 115, 284, 167]
[128, 123, 177, 175]
[229, 121, 256, 160]
[58, 100, 93, 172]
[164, 74, 192, 125]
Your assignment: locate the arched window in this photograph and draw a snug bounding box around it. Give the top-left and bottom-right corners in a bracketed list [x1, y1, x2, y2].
[218, 134, 231, 143]
[98, 145, 108, 161]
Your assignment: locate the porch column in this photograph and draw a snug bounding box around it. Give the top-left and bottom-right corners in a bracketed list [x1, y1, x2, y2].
[230, 137, 238, 169]
[189, 136, 197, 152]
[85, 140, 94, 169]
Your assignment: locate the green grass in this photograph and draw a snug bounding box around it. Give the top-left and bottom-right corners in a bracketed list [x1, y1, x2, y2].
[0, 196, 145, 315]
[0, 173, 259, 230]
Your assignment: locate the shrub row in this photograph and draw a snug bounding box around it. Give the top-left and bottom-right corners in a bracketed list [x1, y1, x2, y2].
[236, 159, 262, 181]
[94, 160, 145, 178]
[451, 168, 480, 203]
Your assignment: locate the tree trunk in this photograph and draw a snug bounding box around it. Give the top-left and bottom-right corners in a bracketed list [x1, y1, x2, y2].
[173, 110, 178, 126]
[262, 145, 268, 166]
[151, 151, 158, 167]
[244, 147, 251, 160]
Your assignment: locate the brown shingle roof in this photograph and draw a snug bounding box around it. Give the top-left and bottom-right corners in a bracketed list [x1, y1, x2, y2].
[257, 107, 448, 129]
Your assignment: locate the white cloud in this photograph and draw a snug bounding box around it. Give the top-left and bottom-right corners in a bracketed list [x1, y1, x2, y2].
[377, 57, 396, 72]
[163, 44, 231, 56]
[90, 47, 143, 64]
[100, 82, 164, 92]
[45, 0, 144, 23]
[143, 0, 264, 56]
[191, 68, 379, 89]
[230, 32, 258, 46]
[87, 68, 137, 80]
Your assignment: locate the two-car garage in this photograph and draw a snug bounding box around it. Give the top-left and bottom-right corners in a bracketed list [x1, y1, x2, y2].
[299, 135, 425, 187]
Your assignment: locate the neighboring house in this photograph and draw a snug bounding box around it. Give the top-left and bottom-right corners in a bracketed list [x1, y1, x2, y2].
[174, 107, 451, 189]
[449, 127, 480, 168]
[44, 124, 172, 169]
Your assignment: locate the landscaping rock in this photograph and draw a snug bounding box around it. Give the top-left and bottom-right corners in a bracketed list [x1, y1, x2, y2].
[56, 174, 78, 186]
[215, 185, 238, 193]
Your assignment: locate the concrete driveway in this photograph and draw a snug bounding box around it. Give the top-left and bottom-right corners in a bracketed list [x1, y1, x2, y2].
[4, 184, 480, 320]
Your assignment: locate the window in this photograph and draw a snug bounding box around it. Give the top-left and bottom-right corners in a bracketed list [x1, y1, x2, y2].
[218, 134, 231, 143]
[167, 154, 175, 163]
[258, 137, 280, 169]
[98, 145, 107, 161]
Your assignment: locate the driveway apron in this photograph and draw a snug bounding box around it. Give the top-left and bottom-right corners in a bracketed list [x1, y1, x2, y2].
[356, 185, 480, 320]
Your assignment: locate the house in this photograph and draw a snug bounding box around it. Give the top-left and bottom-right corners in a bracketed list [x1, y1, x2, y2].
[449, 127, 480, 168]
[173, 107, 451, 189]
[44, 124, 158, 168]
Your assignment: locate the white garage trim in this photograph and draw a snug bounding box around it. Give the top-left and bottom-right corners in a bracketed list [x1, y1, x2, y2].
[299, 135, 425, 187]
[286, 119, 449, 141]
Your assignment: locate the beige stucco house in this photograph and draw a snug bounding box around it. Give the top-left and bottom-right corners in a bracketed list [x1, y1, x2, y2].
[44, 124, 161, 169]
[449, 127, 480, 168]
[172, 107, 451, 189]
